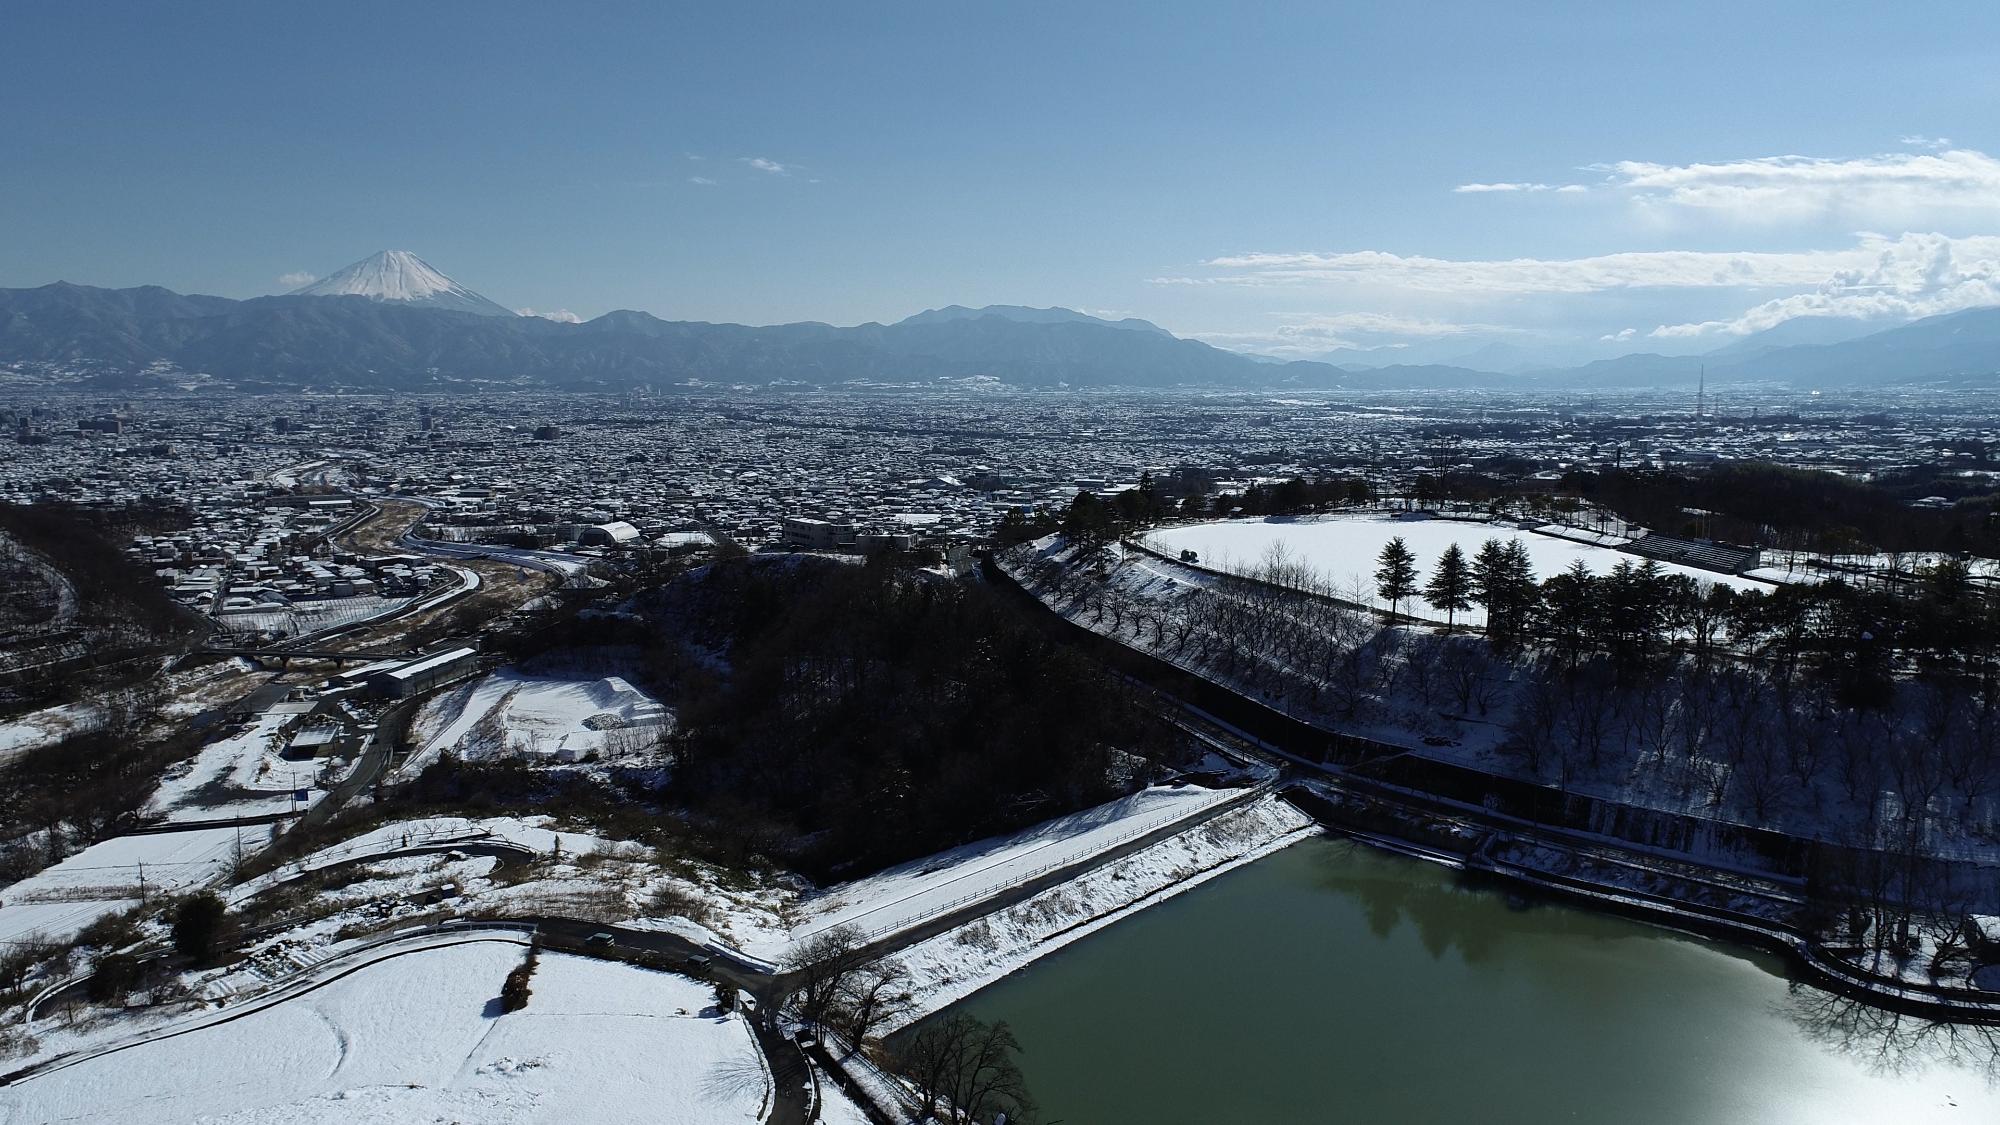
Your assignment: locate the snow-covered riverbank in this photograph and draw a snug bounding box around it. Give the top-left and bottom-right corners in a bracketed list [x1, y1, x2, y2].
[886, 793, 1317, 1029]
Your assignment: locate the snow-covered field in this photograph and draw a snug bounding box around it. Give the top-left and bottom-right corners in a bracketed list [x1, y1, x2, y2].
[783, 784, 1239, 953]
[1009, 537, 2000, 871]
[1148, 514, 1772, 627]
[142, 709, 329, 824]
[408, 669, 670, 771]
[0, 701, 100, 762]
[221, 814, 795, 975]
[0, 827, 246, 944]
[222, 783, 1263, 982]
[0, 943, 771, 1125]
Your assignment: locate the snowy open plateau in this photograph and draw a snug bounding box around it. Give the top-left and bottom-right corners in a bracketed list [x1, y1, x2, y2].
[1148, 513, 1771, 628]
[0, 943, 771, 1124]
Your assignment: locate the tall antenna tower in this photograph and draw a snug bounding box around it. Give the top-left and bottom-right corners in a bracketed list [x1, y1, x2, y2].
[1696, 364, 1706, 420]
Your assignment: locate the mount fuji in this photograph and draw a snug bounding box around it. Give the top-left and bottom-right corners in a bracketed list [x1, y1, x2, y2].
[289, 250, 516, 317]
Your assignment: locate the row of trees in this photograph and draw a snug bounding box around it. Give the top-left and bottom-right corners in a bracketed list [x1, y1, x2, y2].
[1370, 534, 2000, 698]
[997, 473, 1380, 550]
[896, 1013, 1036, 1124]
[1373, 536, 1537, 638]
[1569, 462, 2000, 558]
[786, 926, 915, 1049]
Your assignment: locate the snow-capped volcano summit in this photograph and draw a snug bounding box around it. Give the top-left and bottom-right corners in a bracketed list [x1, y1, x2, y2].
[289, 250, 516, 317]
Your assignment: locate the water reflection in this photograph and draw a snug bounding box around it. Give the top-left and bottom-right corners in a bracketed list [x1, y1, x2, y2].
[1304, 836, 1634, 969]
[1782, 985, 2000, 1084]
[1315, 837, 2000, 1086]
[938, 836, 2000, 1125]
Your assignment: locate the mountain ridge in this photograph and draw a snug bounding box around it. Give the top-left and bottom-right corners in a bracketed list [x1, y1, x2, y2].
[0, 282, 1335, 389]
[2, 276, 1998, 391]
[896, 304, 1172, 336]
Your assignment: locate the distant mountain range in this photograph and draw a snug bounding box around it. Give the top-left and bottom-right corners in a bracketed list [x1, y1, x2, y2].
[0, 264, 1341, 389]
[898, 304, 1172, 337]
[1, 255, 1997, 391]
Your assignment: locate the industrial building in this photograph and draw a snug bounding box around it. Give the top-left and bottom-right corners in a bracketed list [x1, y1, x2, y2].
[368, 646, 480, 698]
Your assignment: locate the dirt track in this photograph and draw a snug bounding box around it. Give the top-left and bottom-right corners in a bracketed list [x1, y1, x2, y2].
[328, 501, 556, 650]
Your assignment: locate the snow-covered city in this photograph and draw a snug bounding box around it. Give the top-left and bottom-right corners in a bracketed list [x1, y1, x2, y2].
[8, 5, 2000, 1124]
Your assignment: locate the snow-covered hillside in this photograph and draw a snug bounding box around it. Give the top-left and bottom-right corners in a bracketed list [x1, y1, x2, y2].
[289, 250, 516, 317]
[407, 669, 672, 769]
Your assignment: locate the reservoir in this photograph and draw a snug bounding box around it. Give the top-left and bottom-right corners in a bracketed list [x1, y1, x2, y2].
[935, 836, 2000, 1124]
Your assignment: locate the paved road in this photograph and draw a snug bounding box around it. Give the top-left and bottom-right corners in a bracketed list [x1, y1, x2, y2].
[280, 693, 414, 843]
[840, 781, 1271, 971]
[750, 1018, 815, 1125]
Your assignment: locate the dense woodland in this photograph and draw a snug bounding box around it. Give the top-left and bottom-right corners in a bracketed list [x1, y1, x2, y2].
[1562, 464, 2000, 556]
[0, 501, 198, 713]
[0, 690, 197, 881]
[1013, 460, 2000, 560]
[649, 556, 1174, 877]
[0, 502, 190, 639]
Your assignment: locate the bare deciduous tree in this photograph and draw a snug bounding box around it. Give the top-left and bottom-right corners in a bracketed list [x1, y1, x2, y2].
[896, 1012, 1035, 1125]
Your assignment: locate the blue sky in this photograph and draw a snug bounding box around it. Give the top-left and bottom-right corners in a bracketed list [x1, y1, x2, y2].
[6, 1, 2000, 364]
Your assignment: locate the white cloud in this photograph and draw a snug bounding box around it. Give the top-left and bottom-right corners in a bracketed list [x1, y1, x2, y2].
[1164, 232, 2000, 346]
[1457, 144, 2000, 226]
[1455, 182, 1558, 193]
[689, 176, 717, 185]
[1646, 231, 2000, 337]
[1599, 147, 2000, 224]
[1454, 182, 1587, 194]
[277, 271, 315, 288]
[1158, 245, 1862, 295]
[1194, 313, 1519, 357]
[740, 156, 791, 175]
[1185, 144, 2000, 350]
[518, 307, 584, 323]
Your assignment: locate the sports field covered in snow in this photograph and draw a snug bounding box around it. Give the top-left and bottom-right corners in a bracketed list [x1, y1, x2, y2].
[0, 943, 774, 1124]
[1148, 514, 1771, 627]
